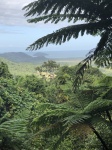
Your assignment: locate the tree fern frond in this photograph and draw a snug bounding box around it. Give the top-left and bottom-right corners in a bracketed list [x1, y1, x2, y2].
[27, 14, 90, 24]
[23, 0, 111, 19]
[0, 118, 28, 143]
[27, 20, 111, 50]
[83, 99, 112, 115]
[31, 108, 76, 128]
[63, 114, 91, 127]
[33, 102, 73, 113]
[0, 119, 27, 134]
[90, 115, 112, 127]
[73, 30, 112, 90]
[73, 54, 93, 91]
[94, 31, 111, 57]
[94, 32, 112, 67]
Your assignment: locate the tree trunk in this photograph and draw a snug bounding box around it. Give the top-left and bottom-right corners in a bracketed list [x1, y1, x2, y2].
[89, 124, 109, 150]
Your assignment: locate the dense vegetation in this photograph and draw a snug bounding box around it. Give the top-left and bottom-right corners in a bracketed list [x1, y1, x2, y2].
[0, 56, 83, 76]
[0, 60, 112, 150]
[0, 0, 112, 149]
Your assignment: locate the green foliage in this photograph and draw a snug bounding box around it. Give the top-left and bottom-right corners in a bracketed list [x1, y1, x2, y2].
[42, 60, 60, 73]
[0, 57, 38, 76]
[0, 118, 30, 150]
[85, 122, 112, 150]
[22, 75, 46, 95]
[0, 77, 37, 119]
[25, 66, 112, 150]
[1, 60, 112, 150]
[0, 62, 12, 78]
[99, 76, 112, 87]
[0, 64, 39, 150]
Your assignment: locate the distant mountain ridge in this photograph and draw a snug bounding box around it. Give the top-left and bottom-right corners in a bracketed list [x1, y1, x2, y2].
[0, 50, 88, 63]
[0, 52, 48, 63]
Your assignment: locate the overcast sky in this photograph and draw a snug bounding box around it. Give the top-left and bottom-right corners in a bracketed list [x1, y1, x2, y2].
[0, 0, 100, 53]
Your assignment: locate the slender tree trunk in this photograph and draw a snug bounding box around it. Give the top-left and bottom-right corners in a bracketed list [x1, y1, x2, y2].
[89, 124, 109, 150]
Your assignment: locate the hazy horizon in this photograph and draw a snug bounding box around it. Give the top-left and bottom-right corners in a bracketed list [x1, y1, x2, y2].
[0, 0, 100, 55]
[0, 49, 89, 59]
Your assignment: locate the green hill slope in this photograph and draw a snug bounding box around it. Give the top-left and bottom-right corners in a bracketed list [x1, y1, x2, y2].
[0, 57, 37, 76]
[0, 52, 47, 63]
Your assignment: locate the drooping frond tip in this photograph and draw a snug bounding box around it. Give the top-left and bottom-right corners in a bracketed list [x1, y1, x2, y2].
[73, 54, 93, 92]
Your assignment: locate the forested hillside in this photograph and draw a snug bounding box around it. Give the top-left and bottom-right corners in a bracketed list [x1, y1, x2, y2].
[0, 0, 112, 149]
[0, 57, 84, 76]
[0, 60, 112, 150]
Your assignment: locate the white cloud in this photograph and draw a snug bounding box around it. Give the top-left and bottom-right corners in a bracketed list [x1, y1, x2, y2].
[0, 0, 33, 26]
[0, 0, 83, 35]
[0, 0, 73, 28]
